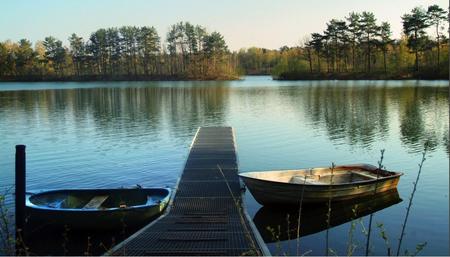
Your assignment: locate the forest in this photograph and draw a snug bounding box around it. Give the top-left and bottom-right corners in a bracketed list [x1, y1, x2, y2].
[240, 5, 449, 80]
[0, 22, 238, 81]
[0, 4, 448, 81]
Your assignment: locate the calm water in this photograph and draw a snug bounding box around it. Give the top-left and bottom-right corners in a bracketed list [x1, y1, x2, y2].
[0, 76, 448, 255]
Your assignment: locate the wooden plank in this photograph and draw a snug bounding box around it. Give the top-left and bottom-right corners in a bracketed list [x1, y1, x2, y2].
[83, 195, 108, 209]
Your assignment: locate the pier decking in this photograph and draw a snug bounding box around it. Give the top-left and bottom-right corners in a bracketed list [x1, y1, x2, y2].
[110, 127, 268, 256]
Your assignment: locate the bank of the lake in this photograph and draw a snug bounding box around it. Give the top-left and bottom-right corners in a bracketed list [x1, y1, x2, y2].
[274, 71, 449, 80]
[0, 76, 448, 255]
[0, 74, 241, 82]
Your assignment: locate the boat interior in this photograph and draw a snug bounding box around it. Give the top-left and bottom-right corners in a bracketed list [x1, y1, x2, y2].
[28, 189, 169, 209]
[241, 165, 393, 185]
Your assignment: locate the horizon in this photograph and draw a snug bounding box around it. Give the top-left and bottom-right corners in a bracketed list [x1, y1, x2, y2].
[0, 0, 448, 51]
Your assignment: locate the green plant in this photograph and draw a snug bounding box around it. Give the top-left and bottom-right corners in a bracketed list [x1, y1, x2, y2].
[217, 165, 261, 256]
[376, 222, 391, 256]
[266, 226, 282, 255]
[346, 205, 360, 256]
[296, 173, 307, 256]
[0, 189, 15, 255]
[396, 149, 427, 256]
[325, 163, 335, 256]
[404, 242, 427, 256]
[83, 236, 92, 256]
[365, 149, 385, 256]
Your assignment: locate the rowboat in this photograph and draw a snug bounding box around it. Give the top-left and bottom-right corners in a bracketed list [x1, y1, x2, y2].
[25, 187, 171, 230]
[253, 189, 402, 241]
[239, 164, 402, 205]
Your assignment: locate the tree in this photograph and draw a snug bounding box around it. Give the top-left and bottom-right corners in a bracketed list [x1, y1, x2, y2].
[43, 36, 66, 76]
[68, 33, 85, 76]
[166, 22, 189, 74]
[346, 12, 362, 71]
[324, 19, 339, 72]
[202, 31, 228, 75]
[324, 19, 348, 72]
[379, 22, 393, 73]
[402, 7, 430, 72]
[16, 39, 35, 76]
[359, 12, 380, 72]
[309, 33, 324, 72]
[194, 25, 207, 52]
[106, 28, 121, 76]
[119, 26, 139, 76]
[138, 26, 160, 75]
[427, 5, 447, 70]
[0, 42, 13, 76]
[202, 31, 228, 56]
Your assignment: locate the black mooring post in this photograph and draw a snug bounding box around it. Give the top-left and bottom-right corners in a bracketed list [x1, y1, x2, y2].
[15, 145, 26, 255]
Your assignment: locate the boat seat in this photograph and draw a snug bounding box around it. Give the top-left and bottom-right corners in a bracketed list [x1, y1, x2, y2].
[290, 176, 326, 185]
[48, 199, 66, 208]
[356, 172, 380, 180]
[83, 195, 109, 209]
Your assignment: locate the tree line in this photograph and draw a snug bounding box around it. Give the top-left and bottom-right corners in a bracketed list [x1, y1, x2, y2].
[0, 5, 448, 81]
[238, 5, 449, 80]
[0, 22, 238, 81]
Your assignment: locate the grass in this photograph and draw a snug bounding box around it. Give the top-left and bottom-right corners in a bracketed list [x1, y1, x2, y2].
[396, 149, 428, 256]
[0, 189, 14, 256]
[365, 149, 385, 255]
[217, 165, 262, 256]
[325, 163, 335, 256]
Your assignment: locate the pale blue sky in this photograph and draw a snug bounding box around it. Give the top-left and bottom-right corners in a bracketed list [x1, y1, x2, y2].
[0, 0, 447, 51]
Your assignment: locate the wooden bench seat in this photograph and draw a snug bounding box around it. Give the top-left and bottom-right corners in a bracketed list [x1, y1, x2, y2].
[83, 195, 109, 209]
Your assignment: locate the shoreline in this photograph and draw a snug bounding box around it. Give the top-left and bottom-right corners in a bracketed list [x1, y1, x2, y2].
[273, 72, 449, 81]
[2, 77, 448, 83]
[0, 75, 242, 83]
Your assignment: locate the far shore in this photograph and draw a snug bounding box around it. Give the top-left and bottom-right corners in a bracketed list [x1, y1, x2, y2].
[273, 72, 449, 81]
[0, 74, 241, 83]
[0, 73, 448, 82]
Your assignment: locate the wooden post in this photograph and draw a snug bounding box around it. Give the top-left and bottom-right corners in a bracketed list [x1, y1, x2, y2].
[15, 145, 26, 255]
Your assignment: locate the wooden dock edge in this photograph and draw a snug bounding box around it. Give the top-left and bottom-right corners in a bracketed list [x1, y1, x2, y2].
[242, 201, 272, 256]
[232, 127, 271, 256]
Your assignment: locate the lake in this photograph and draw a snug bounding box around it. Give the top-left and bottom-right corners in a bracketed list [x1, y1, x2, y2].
[0, 76, 448, 255]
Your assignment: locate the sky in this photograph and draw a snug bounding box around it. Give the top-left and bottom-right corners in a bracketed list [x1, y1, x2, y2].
[0, 0, 448, 51]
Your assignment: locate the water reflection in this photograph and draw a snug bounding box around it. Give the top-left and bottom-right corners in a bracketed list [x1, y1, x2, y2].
[0, 79, 447, 255]
[397, 87, 448, 152]
[0, 82, 447, 154]
[284, 84, 448, 152]
[253, 189, 402, 242]
[0, 85, 230, 139]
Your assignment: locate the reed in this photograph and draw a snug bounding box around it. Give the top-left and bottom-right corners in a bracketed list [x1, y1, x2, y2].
[83, 236, 92, 256]
[295, 173, 307, 256]
[61, 225, 70, 256]
[376, 222, 391, 256]
[286, 213, 291, 254]
[217, 165, 261, 256]
[396, 149, 427, 256]
[346, 205, 360, 256]
[0, 150, 432, 256]
[365, 149, 385, 256]
[325, 162, 335, 256]
[0, 188, 16, 256]
[266, 225, 282, 255]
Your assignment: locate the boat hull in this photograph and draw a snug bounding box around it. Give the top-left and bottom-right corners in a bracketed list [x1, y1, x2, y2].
[253, 189, 402, 241]
[240, 164, 402, 206]
[26, 188, 171, 230]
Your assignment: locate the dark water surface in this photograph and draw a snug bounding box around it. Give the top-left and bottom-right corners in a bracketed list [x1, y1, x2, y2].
[0, 76, 448, 255]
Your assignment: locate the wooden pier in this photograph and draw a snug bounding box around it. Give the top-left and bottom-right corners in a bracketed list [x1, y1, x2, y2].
[110, 127, 269, 256]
